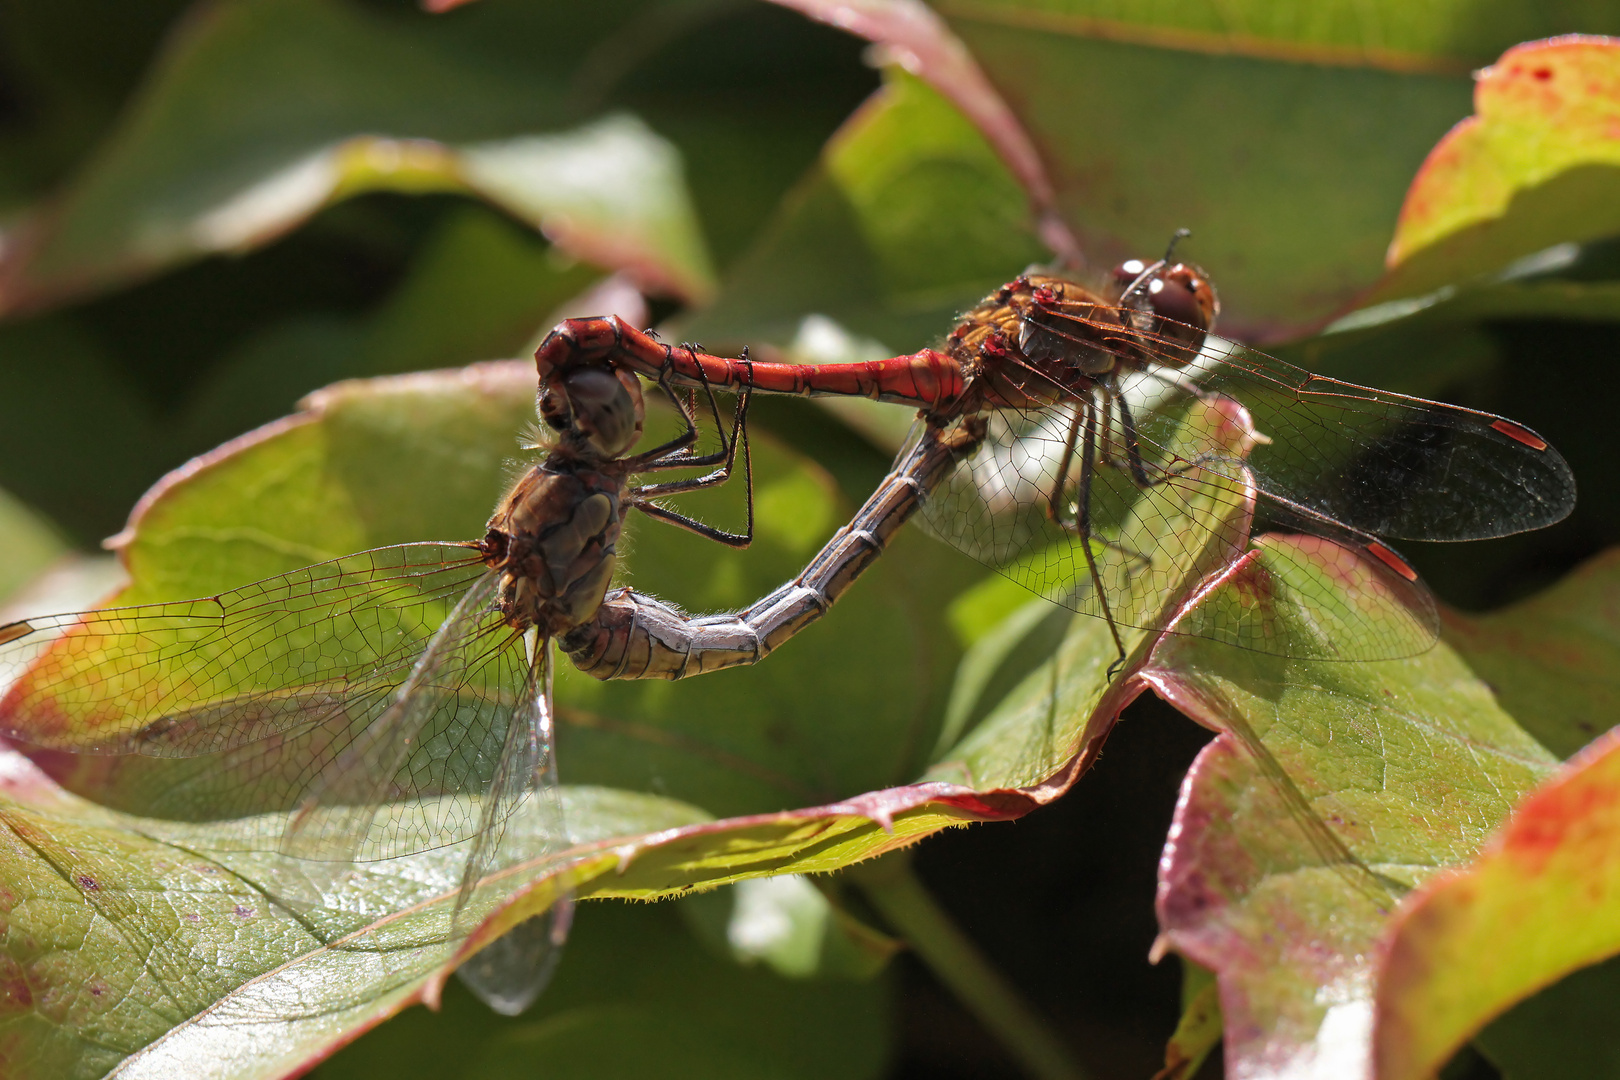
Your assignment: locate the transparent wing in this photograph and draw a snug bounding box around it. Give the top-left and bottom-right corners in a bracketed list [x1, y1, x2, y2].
[0, 543, 564, 865]
[914, 393, 1438, 661]
[1198, 338, 1575, 541]
[454, 635, 572, 1016]
[1033, 305, 1576, 542]
[0, 543, 488, 753]
[274, 569, 531, 864]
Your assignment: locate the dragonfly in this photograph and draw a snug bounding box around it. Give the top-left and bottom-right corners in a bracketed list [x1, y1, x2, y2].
[0, 349, 754, 1015]
[539, 238, 1577, 669]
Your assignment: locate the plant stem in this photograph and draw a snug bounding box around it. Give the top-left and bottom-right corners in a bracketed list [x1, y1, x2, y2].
[853, 852, 1090, 1080]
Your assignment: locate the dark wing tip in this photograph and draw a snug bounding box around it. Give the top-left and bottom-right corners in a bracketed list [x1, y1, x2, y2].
[0, 621, 34, 647]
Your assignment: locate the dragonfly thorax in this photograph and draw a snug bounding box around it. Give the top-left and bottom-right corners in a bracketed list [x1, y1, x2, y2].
[485, 461, 624, 636]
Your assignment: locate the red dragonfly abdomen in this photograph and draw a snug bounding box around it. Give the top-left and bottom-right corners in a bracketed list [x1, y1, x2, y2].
[536, 316, 971, 413]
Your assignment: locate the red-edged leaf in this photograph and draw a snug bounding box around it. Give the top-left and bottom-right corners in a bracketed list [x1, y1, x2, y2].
[1148, 537, 1558, 1079]
[1379, 36, 1620, 303]
[1371, 724, 1620, 1079]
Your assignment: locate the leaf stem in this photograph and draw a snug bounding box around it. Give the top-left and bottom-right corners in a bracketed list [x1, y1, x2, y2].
[853, 852, 1090, 1080]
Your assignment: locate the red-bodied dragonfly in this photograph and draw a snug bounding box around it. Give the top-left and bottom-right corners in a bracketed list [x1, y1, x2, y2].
[0, 353, 753, 1014]
[538, 240, 1576, 668]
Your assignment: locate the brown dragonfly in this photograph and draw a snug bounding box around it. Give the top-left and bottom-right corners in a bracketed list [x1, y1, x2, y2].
[0, 350, 753, 1014]
[539, 239, 1577, 669]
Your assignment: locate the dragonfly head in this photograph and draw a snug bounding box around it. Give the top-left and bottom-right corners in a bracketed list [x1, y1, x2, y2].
[1113, 257, 1220, 365]
[539, 364, 646, 459]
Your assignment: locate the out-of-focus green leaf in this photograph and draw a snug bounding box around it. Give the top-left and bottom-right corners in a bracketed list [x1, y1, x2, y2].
[1373, 721, 1620, 1080]
[309, 901, 890, 1080]
[1473, 955, 1620, 1080]
[0, 205, 597, 545]
[1148, 536, 1559, 1080]
[682, 68, 1046, 353]
[0, 0, 715, 314]
[680, 874, 901, 980]
[1378, 38, 1620, 305]
[0, 316, 165, 544]
[938, 1, 1473, 340]
[176, 206, 600, 454]
[0, 486, 64, 604]
[786, 1, 1620, 339]
[1156, 959, 1221, 1080]
[0, 0, 192, 209]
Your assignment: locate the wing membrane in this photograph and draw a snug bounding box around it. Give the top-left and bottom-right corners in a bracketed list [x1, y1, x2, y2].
[1038, 306, 1576, 541]
[454, 635, 571, 1016]
[915, 393, 1440, 661]
[0, 543, 486, 753]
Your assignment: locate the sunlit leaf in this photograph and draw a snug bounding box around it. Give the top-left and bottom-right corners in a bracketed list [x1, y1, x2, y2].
[1446, 547, 1620, 759]
[1372, 723, 1620, 1080]
[0, 358, 986, 1074]
[1148, 537, 1561, 1079]
[1380, 37, 1620, 304]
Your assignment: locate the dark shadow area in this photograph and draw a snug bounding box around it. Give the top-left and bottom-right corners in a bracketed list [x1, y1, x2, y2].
[892, 692, 1214, 1080]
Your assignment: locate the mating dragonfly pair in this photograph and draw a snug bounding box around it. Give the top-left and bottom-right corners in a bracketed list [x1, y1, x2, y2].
[0, 246, 1575, 1011]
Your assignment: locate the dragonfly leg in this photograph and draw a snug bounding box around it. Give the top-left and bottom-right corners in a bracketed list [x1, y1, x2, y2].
[627, 346, 750, 471]
[1044, 401, 1084, 526]
[630, 384, 753, 491]
[621, 360, 705, 467]
[627, 498, 753, 547]
[1112, 382, 1250, 495]
[1045, 394, 1153, 576]
[1074, 398, 1129, 669]
[625, 387, 755, 547]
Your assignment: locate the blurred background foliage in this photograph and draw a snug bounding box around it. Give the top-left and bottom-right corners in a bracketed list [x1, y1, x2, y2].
[3, 2, 1620, 1078]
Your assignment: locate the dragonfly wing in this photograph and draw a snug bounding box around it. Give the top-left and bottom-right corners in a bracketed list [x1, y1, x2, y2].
[1035, 301, 1574, 541]
[278, 570, 536, 864]
[915, 400, 1440, 661]
[1168, 338, 1577, 541]
[0, 543, 488, 755]
[454, 635, 572, 1016]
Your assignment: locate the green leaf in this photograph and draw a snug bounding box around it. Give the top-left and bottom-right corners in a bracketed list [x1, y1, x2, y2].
[1473, 955, 1620, 1080]
[1157, 959, 1221, 1080]
[0, 486, 64, 605]
[0, 360, 990, 1074]
[682, 68, 1047, 353]
[1149, 536, 1561, 1078]
[310, 902, 890, 1080]
[1445, 548, 1620, 760]
[1373, 723, 1620, 1080]
[0, 0, 715, 314]
[0, 734, 711, 1080]
[1378, 38, 1620, 305]
[778, 2, 1620, 338]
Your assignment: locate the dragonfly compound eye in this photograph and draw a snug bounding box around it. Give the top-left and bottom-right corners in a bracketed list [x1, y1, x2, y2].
[562, 366, 644, 458]
[1144, 263, 1220, 362]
